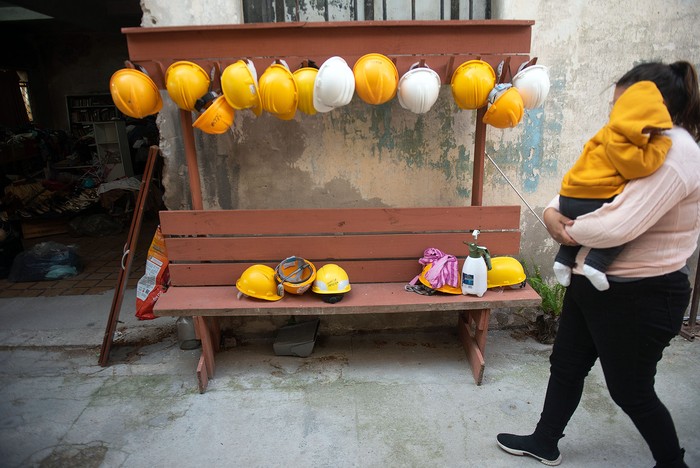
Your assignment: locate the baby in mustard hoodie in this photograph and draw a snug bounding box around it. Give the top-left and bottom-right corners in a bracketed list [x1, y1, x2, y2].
[554, 81, 673, 290]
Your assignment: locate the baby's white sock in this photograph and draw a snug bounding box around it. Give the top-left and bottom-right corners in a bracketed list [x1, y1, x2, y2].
[583, 264, 610, 291]
[553, 262, 572, 287]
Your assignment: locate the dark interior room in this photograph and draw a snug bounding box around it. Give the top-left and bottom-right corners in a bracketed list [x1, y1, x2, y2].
[1, 1, 162, 284]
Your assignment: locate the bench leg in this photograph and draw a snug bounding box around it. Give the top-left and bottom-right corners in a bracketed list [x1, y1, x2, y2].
[194, 316, 218, 393]
[458, 309, 491, 385]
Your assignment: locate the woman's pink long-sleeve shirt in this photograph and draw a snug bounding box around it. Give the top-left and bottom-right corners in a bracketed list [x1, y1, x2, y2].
[547, 127, 700, 278]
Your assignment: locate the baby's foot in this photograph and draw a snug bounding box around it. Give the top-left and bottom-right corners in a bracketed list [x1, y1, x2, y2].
[553, 262, 571, 287]
[583, 264, 610, 291]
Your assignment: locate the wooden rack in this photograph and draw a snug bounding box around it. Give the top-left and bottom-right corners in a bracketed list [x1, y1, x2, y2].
[122, 20, 534, 208]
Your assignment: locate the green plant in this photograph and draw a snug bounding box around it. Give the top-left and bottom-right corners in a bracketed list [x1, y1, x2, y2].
[523, 261, 566, 317]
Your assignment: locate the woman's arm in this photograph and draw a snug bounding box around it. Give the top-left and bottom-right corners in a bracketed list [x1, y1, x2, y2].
[567, 162, 687, 248]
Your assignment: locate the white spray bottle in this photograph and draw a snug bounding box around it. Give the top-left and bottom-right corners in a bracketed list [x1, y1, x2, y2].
[461, 230, 492, 297]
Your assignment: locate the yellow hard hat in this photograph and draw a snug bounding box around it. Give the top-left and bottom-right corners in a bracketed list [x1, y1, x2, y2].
[221, 59, 263, 116]
[109, 68, 163, 119]
[418, 263, 461, 294]
[259, 62, 298, 120]
[312, 264, 351, 303]
[236, 264, 283, 301]
[293, 67, 319, 116]
[487, 256, 526, 289]
[274, 256, 317, 295]
[482, 84, 524, 129]
[165, 61, 211, 111]
[451, 60, 496, 110]
[192, 92, 235, 135]
[353, 53, 398, 105]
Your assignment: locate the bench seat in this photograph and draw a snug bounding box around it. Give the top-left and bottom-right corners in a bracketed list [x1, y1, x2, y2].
[156, 283, 540, 316]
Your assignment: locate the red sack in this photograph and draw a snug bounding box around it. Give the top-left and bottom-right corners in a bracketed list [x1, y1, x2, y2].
[135, 226, 170, 320]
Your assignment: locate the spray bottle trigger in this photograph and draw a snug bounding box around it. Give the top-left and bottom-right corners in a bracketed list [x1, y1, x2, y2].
[482, 247, 492, 270]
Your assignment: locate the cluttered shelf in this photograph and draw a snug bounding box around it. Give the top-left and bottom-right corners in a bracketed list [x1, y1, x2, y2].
[67, 94, 124, 137]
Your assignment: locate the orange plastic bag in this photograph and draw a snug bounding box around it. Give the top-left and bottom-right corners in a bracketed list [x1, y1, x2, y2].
[135, 226, 170, 320]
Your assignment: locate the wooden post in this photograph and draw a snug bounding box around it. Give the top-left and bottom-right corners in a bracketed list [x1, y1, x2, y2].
[179, 109, 204, 210]
[98, 146, 160, 366]
[471, 107, 487, 206]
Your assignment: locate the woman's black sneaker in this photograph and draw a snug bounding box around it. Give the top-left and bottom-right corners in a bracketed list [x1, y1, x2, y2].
[496, 433, 562, 466]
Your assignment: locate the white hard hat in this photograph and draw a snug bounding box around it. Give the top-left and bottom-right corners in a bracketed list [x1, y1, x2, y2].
[512, 64, 550, 109]
[313, 56, 355, 113]
[397, 63, 441, 114]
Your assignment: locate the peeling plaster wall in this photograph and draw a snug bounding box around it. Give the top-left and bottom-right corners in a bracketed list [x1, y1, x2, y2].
[231, 91, 477, 209]
[155, 84, 479, 212]
[141, 0, 699, 332]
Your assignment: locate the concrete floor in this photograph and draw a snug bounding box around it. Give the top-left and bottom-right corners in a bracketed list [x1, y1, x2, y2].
[0, 289, 698, 468]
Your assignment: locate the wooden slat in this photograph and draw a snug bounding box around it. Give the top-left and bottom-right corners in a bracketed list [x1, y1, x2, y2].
[168, 247, 524, 286]
[164, 231, 520, 262]
[159, 206, 521, 236]
[154, 282, 541, 317]
[169, 259, 423, 285]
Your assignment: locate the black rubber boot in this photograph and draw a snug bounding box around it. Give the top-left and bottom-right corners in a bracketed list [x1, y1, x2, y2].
[496, 432, 562, 466]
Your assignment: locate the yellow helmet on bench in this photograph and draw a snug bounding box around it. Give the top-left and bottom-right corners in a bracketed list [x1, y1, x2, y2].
[312, 264, 351, 303]
[275, 256, 316, 295]
[236, 264, 283, 301]
[418, 263, 461, 295]
[487, 256, 526, 289]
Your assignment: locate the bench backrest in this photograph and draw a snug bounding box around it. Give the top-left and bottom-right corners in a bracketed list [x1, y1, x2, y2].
[158, 206, 522, 286]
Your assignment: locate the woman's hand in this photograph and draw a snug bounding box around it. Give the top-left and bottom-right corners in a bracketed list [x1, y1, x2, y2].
[543, 207, 578, 246]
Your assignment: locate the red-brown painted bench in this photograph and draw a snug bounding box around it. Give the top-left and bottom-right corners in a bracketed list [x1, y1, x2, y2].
[154, 206, 541, 393]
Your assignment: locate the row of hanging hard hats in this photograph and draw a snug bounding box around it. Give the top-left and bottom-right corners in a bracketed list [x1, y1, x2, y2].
[109, 55, 550, 134]
[235, 258, 352, 303]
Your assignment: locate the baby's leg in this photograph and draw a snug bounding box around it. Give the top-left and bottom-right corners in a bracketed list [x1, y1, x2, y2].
[554, 196, 608, 287]
[582, 245, 626, 291]
[553, 245, 579, 286]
